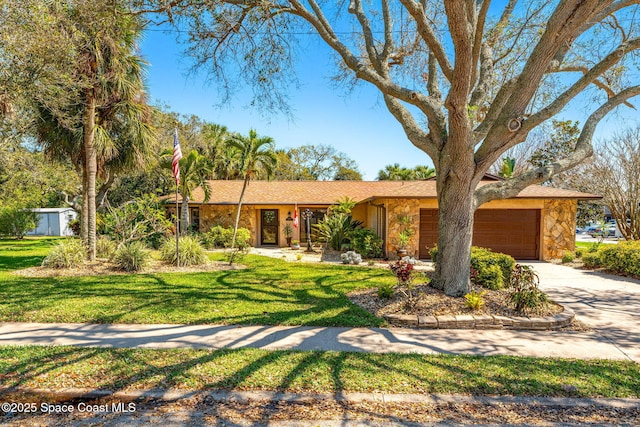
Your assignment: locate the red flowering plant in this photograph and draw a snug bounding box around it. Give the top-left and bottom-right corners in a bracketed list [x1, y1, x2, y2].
[389, 259, 414, 286]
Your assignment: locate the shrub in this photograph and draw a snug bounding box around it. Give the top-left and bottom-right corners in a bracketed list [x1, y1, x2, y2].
[113, 241, 150, 272]
[561, 251, 575, 264]
[390, 259, 414, 286]
[509, 264, 548, 314]
[597, 241, 640, 276]
[581, 252, 601, 268]
[587, 242, 601, 253]
[430, 246, 515, 289]
[296, 254, 303, 261]
[574, 248, 583, 258]
[475, 263, 504, 290]
[102, 195, 171, 249]
[202, 226, 251, 249]
[313, 213, 363, 251]
[0, 206, 38, 239]
[42, 239, 85, 269]
[96, 236, 117, 259]
[377, 282, 395, 299]
[464, 290, 486, 310]
[160, 235, 207, 266]
[341, 251, 362, 265]
[470, 247, 515, 287]
[350, 228, 383, 258]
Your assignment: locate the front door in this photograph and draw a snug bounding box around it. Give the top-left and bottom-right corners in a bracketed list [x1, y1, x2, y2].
[261, 209, 279, 245]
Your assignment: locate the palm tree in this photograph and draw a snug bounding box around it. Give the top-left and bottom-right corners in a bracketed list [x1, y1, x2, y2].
[162, 149, 212, 233]
[498, 157, 516, 178]
[413, 165, 436, 180]
[33, 2, 152, 261]
[227, 129, 277, 256]
[200, 123, 231, 179]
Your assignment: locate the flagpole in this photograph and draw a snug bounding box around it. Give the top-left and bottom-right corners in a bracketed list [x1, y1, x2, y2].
[175, 184, 180, 268]
[172, 127, 182, 268]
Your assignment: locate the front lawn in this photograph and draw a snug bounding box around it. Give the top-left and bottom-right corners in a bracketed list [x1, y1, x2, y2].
[1, 346, 639, 398]
[0, 238, 391, 327]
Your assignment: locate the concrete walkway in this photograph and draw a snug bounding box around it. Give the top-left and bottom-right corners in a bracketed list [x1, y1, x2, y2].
[0, 262, 638, 362]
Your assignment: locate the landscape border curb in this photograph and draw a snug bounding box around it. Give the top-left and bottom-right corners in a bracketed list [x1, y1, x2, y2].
[383, 306, 575, 330]
[1, 387, 638, 409]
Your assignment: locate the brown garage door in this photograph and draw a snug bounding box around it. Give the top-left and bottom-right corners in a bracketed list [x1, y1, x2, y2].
[419, 209, 540, 260]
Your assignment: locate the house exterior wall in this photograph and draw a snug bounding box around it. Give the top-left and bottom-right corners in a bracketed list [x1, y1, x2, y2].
[199, 205, 258, 246]
[542, 199, 577, 260]
[378, 198, 421, 259]
[196, 198, 577, 258]
[374, 198, 575, 261]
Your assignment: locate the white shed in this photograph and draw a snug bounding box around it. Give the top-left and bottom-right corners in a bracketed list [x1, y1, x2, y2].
[27, 208, 78, 237]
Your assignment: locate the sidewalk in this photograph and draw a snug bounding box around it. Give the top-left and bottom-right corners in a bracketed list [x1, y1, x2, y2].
[0, 259, 638, 362]
[0, 320, 634, 361]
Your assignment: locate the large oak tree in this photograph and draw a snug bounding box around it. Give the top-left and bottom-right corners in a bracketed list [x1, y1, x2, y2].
[142, 0, 640, 296]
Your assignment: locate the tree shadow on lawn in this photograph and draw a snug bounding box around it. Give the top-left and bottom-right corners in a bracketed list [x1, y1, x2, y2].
[2, 344, 638, 426]
[0, 266, 387, 327]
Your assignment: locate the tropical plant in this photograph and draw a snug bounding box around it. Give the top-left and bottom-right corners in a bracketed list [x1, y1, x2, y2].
[509, 264, 549, 314]
[42, 239, 85, 269]
[227, 129, 277, 259]
[29, 2, 155, 261]
[95, 236, 117, 259]
[113, 241, 150, 272]
[465, 290, 486, 311]
[313, 213, 363, 251]
[102, 195, 171, 249]
[160, 235, 207, 266]
[395, 215, 414, 250]
[162, 149, 212, 233]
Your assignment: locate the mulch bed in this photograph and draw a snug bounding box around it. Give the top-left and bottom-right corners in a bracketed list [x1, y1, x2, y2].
[348, 282, 563, 318]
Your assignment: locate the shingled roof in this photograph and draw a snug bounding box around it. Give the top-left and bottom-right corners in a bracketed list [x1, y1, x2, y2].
[166, 180, 601, 204]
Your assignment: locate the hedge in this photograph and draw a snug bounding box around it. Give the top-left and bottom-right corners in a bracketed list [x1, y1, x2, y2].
[429, 246, 516, 290]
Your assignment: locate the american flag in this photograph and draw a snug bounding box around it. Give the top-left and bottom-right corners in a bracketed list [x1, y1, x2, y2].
[172, 128, 183, 184]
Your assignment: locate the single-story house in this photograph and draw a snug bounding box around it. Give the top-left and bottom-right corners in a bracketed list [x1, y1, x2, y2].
[27, 208, 77, 237]
[165, 177, 600, 260]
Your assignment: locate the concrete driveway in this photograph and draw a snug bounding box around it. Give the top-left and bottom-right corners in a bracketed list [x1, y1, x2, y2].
[530, 261, 640, 363]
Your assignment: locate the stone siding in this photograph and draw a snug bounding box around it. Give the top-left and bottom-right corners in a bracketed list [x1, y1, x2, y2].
[386, 199, 420, 259]
[200, 205, 257, 246]
[542, 199, 577, 260]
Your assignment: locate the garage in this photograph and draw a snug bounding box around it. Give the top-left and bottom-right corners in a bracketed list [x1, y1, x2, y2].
[418, 209, 540, 260]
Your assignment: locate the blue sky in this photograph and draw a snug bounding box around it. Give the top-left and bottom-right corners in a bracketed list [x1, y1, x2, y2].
[139, 22, 639, 181]
[139, 26, 437, 180]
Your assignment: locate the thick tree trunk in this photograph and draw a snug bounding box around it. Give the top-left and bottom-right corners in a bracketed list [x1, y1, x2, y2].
[83, 92, 97, 261]
[432, 151, 476, 297]
[180, 195, 190, 234]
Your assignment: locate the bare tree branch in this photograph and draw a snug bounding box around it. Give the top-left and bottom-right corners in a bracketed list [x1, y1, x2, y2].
[398, 0, 454, 81]
[475, 85, 640, 206]
[348, 0, 383, 74]
[382, 94, 439, 160]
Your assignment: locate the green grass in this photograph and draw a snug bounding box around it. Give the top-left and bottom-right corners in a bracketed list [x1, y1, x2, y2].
[0, 238, 391, 327]
[0, 346, 638, 398]
[575, 241, 616, 249]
